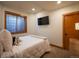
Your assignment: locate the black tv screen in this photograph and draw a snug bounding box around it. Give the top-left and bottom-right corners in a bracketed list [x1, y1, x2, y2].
[38, 16, 49, 25]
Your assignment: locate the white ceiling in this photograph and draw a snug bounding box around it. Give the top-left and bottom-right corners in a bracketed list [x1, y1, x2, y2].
[0, 1, 79, 14]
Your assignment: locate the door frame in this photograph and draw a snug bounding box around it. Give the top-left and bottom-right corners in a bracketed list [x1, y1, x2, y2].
[63, 11, 79, 50]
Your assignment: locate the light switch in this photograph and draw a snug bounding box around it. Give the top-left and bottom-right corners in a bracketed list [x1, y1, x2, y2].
[75, 23, 79, 30]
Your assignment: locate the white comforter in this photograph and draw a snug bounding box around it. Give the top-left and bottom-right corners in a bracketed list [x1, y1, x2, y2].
[1, 35, 50, 58]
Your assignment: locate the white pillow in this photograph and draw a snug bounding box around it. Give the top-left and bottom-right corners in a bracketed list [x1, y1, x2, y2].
[0, 29, 12, 52]
[31, 35, 47, 40]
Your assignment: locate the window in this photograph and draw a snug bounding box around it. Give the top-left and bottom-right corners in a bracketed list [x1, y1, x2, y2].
[5, 11, 27, 34]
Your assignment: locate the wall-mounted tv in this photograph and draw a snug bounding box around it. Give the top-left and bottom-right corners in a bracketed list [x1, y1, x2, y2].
[38, 16, 49, 25]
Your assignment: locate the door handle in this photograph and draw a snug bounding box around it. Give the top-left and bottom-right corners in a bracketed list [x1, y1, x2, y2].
[65, 33, 67, 36]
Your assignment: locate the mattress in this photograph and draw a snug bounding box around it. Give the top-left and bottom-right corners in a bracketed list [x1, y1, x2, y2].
[1, 35, 50, 58]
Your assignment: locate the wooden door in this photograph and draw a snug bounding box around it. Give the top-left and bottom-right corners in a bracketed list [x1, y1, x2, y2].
[63, 11, 79, 50]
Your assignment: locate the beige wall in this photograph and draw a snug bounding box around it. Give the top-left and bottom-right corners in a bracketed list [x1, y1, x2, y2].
[29, 3, 79, 47]
[0, 4, 30, 36]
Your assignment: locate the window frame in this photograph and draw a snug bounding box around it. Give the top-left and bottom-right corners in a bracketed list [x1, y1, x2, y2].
[4, 11, 27, 34]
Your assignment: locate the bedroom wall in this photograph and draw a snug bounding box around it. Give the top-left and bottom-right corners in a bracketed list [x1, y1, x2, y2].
[29, 3, 79, 47]
[0, 4, 30, 36]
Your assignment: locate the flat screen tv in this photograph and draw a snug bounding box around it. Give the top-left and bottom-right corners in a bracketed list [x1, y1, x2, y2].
[38, 16, 49, 25]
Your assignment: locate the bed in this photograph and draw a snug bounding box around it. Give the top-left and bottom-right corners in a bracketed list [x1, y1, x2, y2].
[1, 35, 50, 58]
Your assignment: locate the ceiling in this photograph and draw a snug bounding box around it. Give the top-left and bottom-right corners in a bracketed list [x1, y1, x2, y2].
[0, 1, 79, 14]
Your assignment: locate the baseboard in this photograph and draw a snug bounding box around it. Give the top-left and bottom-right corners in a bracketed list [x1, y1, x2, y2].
[50, 44, 64, 49]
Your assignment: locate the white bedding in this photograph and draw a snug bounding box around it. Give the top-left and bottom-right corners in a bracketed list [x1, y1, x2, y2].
[1, 35, 50, 58]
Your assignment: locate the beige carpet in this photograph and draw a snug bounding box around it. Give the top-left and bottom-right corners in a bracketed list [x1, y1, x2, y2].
[42, 46, 79, 58]
[69, 38, 79, 56]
